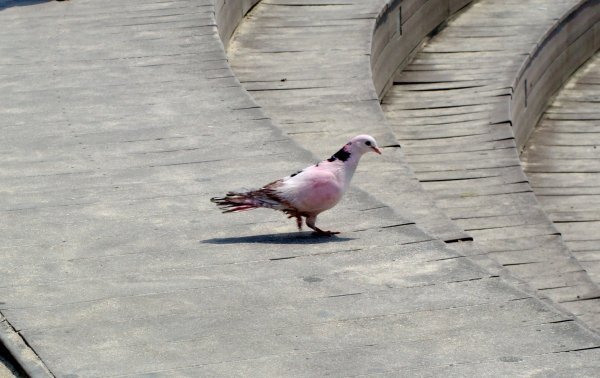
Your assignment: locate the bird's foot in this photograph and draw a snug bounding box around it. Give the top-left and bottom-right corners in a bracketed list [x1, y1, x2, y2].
[313, 228, 340, 237]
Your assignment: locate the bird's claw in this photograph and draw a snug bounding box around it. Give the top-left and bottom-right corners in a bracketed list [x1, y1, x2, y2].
[313, 228, 340, 237]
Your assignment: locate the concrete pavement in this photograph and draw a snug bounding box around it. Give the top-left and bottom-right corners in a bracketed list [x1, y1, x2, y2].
[1, 0, 599, 376]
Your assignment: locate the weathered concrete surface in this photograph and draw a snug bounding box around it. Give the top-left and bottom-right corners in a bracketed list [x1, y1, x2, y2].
[228, 0, 600, 331]
[1, 0, 600, 376]
[523, 54, 600, 286]
[228, 0, 475, 245]
[382, 0, 600, 330]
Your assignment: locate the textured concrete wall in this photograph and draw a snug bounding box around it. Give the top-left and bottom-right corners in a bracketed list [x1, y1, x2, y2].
[215, 0, 261, 48]
[371, 0, 473, 98]
[493, 0, 600, 151]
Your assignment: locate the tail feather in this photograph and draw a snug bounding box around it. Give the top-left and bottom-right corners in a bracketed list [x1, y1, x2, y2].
[210, 189, 284, 213]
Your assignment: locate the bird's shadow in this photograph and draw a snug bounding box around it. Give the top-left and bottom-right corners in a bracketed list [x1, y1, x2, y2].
[202, 232, 354, 245]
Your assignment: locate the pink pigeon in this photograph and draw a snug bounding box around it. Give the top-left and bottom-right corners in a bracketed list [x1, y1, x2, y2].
[211, 135, 382, 236]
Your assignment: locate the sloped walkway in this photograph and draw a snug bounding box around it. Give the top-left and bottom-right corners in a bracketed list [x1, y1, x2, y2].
[382, 0, 600, 329]
[1, 0, 600, 376]
[229, 0, 600, 330]
[228, 0, 474, 245]
[523, 54, 600, 285]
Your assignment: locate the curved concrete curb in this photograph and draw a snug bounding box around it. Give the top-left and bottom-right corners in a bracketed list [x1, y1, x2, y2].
[215, 0, 261, 49]
[371, 0, 473, 98]
[0, 315, 52, 377]
[507, 0, 599, 151]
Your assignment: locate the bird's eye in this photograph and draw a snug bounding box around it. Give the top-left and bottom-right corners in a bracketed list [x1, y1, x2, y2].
[365, 141, 372, 146]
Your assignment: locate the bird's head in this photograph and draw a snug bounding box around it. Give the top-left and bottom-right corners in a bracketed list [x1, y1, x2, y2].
[348, 135, 382, 155]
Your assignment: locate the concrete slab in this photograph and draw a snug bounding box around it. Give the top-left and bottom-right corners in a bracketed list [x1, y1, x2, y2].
[382, 0, 600, 330]
[523, 54, 600, 287]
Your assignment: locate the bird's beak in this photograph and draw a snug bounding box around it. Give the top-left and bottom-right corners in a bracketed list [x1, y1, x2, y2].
[372, 146, 382, 155]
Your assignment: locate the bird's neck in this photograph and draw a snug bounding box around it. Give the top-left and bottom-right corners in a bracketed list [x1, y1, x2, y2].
[326, 144, 363, 187]
[336, 153, 362, 187]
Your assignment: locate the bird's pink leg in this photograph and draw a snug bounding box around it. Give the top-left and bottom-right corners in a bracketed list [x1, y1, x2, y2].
[286, 211, 303, 231]
[305, 215, 339, 236]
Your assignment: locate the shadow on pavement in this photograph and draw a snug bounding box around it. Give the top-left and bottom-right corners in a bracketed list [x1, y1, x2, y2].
[0, 0, 51, 11]
[202, 232, 354, 245]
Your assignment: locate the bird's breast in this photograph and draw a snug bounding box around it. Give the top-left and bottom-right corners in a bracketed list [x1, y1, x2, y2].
[293, 176, 344, 213]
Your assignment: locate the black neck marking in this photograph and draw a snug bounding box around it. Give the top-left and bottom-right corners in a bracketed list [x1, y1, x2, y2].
[327, 145, 351, 162]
